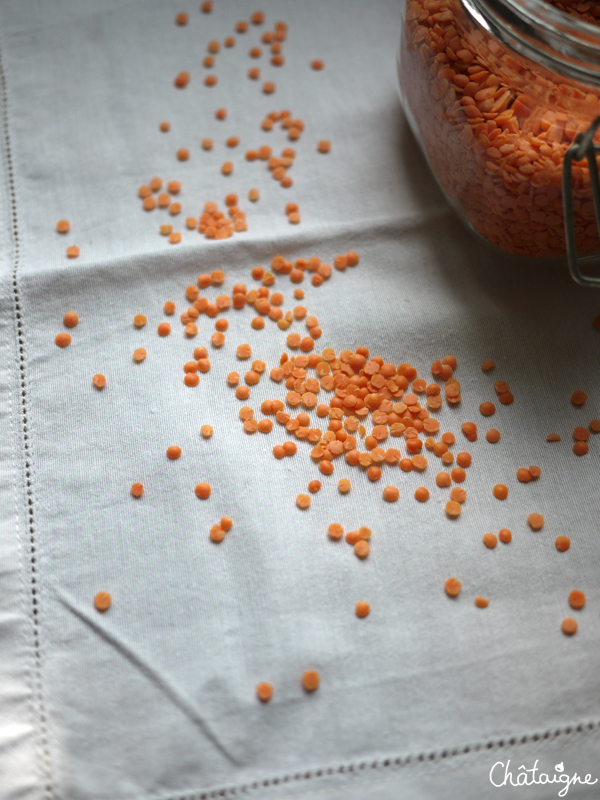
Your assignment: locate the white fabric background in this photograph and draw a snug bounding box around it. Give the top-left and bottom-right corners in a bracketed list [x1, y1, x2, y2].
[1, 1, 600, 798]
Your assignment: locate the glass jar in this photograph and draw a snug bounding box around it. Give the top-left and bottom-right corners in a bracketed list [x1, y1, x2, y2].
[397, 0, 600, 260]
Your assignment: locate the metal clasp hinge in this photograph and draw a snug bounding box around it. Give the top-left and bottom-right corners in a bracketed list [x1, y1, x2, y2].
[563, 115, 600, 287]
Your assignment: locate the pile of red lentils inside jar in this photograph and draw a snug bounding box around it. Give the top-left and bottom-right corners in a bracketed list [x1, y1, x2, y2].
[400, 0, 600, 256]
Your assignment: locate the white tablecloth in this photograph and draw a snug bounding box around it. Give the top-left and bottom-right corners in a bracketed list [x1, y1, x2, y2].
[1, 1, 599, 798]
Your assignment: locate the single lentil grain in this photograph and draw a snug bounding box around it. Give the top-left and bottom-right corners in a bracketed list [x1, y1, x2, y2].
[133, 348, 146, 363]
[555, 536, 570, 551]
[493, 484, 508, 500]
[444, 578, 461, 597]
[256, 682, 273, 702]
[131, 482, 144, 498]
[195, 482, 211, 499]
[483, 533, 498, 549]
[55, 333, 71, 347]
[475, 597, 489, 608]
[446, 500, 461, 517]
[480, 402, 496, 417]
[561, 618, 578, 635]
[354, 540, 370, 559]
[92, 374, 106, 389]
[302, 670, 320, 692]
[355, 601, 370, 618]
[528, 513, 544, 530]
[94, 592, 112, 611]
[569, 590, 586, 609]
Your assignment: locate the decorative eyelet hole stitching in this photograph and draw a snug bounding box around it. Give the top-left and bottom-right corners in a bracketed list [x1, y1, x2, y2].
[0, 37, 53, 798]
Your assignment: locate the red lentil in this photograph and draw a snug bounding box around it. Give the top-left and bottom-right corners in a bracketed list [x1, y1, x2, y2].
[256, 682, 273, 702]
[444, 578, 461, 597]
[561, 618, 578, 635]
[528, 513, 544, 530]
[94, 592, 112, 612]
[130, 482, 144, 498]
[195, 482, 211, 499]
[63, 311, 78, 328]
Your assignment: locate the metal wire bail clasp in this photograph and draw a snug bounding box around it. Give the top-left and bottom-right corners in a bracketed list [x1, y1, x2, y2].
[563, 115, 600, 286]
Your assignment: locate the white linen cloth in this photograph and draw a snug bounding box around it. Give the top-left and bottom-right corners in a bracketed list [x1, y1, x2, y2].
[1, 1, 600, 798]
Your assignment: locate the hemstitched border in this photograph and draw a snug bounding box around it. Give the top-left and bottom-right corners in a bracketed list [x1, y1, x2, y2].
[137, 719, 600, 800]
[0, 30, 54, 800]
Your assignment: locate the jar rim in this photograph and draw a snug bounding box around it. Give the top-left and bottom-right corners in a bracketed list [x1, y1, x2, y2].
[465, 0, 600, 86]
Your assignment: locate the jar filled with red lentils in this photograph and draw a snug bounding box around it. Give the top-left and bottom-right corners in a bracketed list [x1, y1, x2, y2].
[398, 0, 600, 261]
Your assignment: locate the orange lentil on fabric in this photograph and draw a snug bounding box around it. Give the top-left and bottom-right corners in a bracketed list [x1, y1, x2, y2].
[354, 540, 370, 559]
[159, 121, 170, 132]
[590, 420, 600, 432]
[493, 484, 508, 500]
[66, 246, 80, 258]
[569, 590, 586, 609]
[92, 374, 106, 389]
[481, 360, 495, 371]
[555, 536, 570, 551]
[195, 482, 211, 499]
[479, 401, 496, 417]
[210, 525, 226, 542]
[498, 529, 512, 543]
[63, 311, 78, 328]
[456, 452, 472, 467]
[446, 500, 461, 517]
[561, 618, 578, 636]
[55, 332, 71, 347]
[528, 513, 544, 530]
[200, 425, 213, 438]
[573, 441, 589, 455]
[256, 682, 273, 702]
[482, 533, 498, 549]
[130, 482, 144, 498]
[486, 429, 500, 443]
[296, 493, 311, 509]
[302, 670, 320, 692]
[56, 219, 70, 233]
[133, 348, 146, 363]
[571, 391, 587, 406]
[317, 140, 330, 153]
[450, 487, 466, 503]
[94, 592, 112, 612]
[444, 578, 461, 597]
[415, 487, 429, 502]
[355, 601, 370, 618]
[517, 468, 532, 483]
[328, 523, 344, 540]
[383, 486, 399, 502]
[475, 596, 489, 608]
